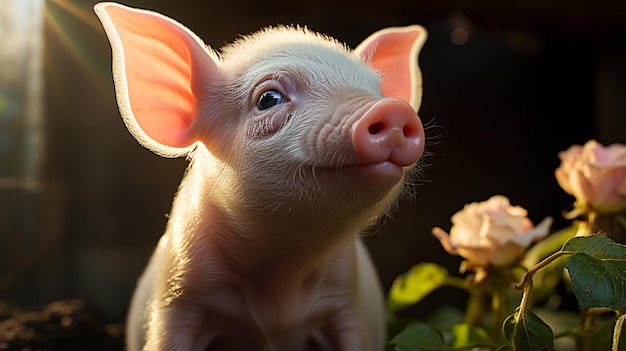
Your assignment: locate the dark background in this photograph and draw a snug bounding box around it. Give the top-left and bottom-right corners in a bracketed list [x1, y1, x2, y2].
[2, 0, 625, 323]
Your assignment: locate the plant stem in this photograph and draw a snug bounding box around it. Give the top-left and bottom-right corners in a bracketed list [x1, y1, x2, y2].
[613, 313, 625, 351]
[491, 287, 504, 342]
[588, 211, 598, 233]
[445, 275, 477, 293]
[515, 250, 574, 324]
[576, 309, 593, 351]
[465, 286, 485, 327]
[524, 250, 574, 280]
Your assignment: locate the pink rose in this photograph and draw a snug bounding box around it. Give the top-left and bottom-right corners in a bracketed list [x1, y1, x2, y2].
[555, 140, 626, 214]
[432, 195, 552, 267]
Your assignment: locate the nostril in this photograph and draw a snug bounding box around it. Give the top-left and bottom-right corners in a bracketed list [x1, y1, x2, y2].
[403, 124, 420, 138]
[368, 122, 385, 135]
[368, 120, 419, 138]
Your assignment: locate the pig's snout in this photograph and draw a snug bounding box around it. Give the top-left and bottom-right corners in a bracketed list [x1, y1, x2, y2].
[352, 98, 424, 167]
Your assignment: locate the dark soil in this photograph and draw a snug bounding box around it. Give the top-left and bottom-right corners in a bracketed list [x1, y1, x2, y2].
[0, 300, 124, 351]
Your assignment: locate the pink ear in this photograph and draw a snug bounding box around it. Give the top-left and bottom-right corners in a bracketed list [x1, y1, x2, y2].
[94, 2, 220, 157]
[355, 25, 427, 111]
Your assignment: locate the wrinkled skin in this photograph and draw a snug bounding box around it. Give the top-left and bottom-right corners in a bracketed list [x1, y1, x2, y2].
[94, 2, 427, 350]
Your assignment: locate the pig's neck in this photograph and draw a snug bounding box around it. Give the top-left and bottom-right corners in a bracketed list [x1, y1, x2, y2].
[167, 154, 367, 278]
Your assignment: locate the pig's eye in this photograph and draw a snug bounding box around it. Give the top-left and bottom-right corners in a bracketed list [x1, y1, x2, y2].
[257, 89, 284, 110]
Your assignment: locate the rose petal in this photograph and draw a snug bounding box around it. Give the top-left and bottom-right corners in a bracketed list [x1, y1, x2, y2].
[568, 168, 594, 207]
[592, 141, 626, 167]
[509, 216, 553, 247]
[489, 242, 526, 267]
[457, 246, 492, 267]
[485, 223, 519, 246]
[555, 167, 574, 195]
[432, 227, 460, 256]
[589, 167, 624, 210]
[450, 208, 484, 246]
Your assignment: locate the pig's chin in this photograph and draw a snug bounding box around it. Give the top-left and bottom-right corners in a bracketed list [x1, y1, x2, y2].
[313, 161, 408, 208]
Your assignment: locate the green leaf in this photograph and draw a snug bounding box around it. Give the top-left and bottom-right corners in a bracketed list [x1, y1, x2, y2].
[387, 263, 448, 312]
[390, 323, 446, 351]
[427, 306, 464, 332]
[560, 233, 626, 310]
[561, 232, 626, 259]
[451, 323, 490, 348]
[565, 252, 626, 310]
[532, 308, 578, 337]
[503, 308, 554, 351]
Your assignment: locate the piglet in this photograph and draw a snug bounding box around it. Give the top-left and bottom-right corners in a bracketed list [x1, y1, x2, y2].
[94, 2, 427, 350]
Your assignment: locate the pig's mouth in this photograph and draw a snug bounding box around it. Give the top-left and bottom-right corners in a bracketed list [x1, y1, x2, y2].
[313, 160, 407, 182]
[348, 160, 406, 178]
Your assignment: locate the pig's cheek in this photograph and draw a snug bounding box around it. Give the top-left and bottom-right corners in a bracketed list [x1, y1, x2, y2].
[246, 108, 292, 139]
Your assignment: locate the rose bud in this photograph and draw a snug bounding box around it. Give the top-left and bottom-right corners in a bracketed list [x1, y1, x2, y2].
[432, 195, 552, 268]
[555, 140, 626, 214]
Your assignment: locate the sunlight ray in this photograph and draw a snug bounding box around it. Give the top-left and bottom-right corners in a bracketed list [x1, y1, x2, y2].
[45, 0, 112, 88]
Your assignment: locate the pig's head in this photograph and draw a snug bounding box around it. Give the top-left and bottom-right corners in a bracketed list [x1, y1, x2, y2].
[95, 2, 426, 231]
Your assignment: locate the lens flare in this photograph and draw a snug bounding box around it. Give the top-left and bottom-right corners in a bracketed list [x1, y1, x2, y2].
[45, 0, 113, 95]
